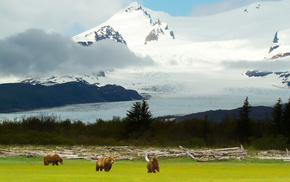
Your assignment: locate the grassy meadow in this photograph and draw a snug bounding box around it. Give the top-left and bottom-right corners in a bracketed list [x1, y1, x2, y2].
[0, 157, 290, 182]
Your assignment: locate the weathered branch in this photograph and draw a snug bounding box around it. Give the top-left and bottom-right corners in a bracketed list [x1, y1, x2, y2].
[145, 151, 150, 162]
[179, 145, 196, 160]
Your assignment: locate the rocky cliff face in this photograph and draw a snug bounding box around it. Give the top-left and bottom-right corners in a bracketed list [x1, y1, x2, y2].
[246, 70, 290, 87]
[77, 25, 126, 45]
[268, 29, 290, 59]
[145, 19, 175, 44]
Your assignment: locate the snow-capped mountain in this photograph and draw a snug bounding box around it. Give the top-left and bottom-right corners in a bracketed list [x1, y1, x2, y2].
[72, 1, 290, 63]
[268, 29, 290, 59]
[73, 2, 175, 47]
[21, 71, 105, 86]
[23, 1, 290, 104]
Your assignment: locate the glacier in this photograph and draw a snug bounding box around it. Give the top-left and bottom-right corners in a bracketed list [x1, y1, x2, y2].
[0, 89, 289, 123]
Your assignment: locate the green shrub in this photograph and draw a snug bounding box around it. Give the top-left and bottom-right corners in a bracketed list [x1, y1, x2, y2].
[178, 137, 206, 148]
[252, 135, 288, 150]
[0, 131, 74, 145]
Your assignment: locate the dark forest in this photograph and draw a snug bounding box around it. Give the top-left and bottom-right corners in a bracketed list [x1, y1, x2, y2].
[1, 98, 290, 150]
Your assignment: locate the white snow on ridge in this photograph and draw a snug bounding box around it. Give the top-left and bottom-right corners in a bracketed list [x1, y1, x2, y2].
[145, 1, 290, 43]
[73, 0, 290, 64]
[73, 2, 154, 47]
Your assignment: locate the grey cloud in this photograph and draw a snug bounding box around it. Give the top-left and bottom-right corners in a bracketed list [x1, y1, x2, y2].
[0, 29, 154, 77]
[222, 58, 290, 71]
[189, 0, 281, 17]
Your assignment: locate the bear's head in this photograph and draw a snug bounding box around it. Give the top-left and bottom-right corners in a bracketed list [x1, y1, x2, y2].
[106, 157, 115, 164]
[59, 157, 63, 164]
[55, 154, 63, 164]
[151, 157, 159, 172]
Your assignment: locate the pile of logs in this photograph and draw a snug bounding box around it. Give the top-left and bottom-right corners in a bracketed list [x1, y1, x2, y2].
[179, 145, 247, 162]
[0, 145, 288, 162]
[256, 149, 290, 161]
[0, 146, 143, 160]
[0, 146, 189, 160]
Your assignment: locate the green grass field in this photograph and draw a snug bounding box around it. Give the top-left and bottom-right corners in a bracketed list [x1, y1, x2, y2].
[0, 157, 290, 182]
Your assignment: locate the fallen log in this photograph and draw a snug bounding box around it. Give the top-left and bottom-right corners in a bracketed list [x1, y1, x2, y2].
[179, 145, 247, 162]
[179, 145, 196, 160]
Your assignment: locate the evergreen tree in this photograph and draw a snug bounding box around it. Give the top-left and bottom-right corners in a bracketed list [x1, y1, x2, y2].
[125, 99, 153, 135]
[237, 97, 252, 144]
[282, 98, 290, 139]
[203, 114, 210, 143]
[271, 98, 283, 135]
[140, 99, 153, 128]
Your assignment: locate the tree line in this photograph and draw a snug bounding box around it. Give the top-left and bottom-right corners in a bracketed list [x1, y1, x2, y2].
[0, 98, 290, 150]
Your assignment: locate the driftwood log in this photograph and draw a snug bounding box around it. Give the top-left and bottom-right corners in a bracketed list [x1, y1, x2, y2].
[257, 148, 290, 161]
[180, 145, 247, 162]
[144, 151, 150, 162]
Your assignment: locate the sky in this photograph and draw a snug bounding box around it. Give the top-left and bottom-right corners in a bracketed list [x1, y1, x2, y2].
[137, 0, 220, 17]
[138, 0, 280, 16]
[0, 0, 278, 39]
[0, 0, 280, 80]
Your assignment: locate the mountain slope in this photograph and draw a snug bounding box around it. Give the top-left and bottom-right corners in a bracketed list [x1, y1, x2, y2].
[0, 82, 142, 113]
[73, 2, 175, 47]
[175, 106, 273, 122]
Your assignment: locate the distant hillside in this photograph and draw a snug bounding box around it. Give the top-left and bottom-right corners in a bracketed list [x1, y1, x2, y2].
[0, 81, 142, 113]
[174, 106, 273, 122]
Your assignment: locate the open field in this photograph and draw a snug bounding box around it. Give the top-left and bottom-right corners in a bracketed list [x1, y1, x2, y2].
[0, 157, 290, 182]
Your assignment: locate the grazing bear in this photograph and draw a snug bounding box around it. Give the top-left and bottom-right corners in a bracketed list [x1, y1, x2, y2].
[96, 157, 115, 172]
[43, 154, 63, 166]
[147, 156, 159, 173]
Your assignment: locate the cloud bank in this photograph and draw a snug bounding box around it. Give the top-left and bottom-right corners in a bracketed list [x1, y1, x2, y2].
[189, 0, 281, 17]
[222, 58, 290, 72]
[0, 29, 154, 77]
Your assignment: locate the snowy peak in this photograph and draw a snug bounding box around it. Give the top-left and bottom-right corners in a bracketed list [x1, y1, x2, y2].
[122, 1, 142, 12]
[268, 32, 280, 54]
[121, 1, 152, 22]
[73, 2, 175, 47]
[268, 29, 290, 59]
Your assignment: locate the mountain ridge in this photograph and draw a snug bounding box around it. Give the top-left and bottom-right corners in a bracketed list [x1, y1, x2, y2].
[73, 2, 175, 47]
[0, 81, 142, 113]
[174, 106, 273, 122]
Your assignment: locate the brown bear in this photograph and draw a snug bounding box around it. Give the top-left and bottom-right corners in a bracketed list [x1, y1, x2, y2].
[147, 156, 159, 173]
[96, 157, 115, 172]
[43, 154, 63, 166]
